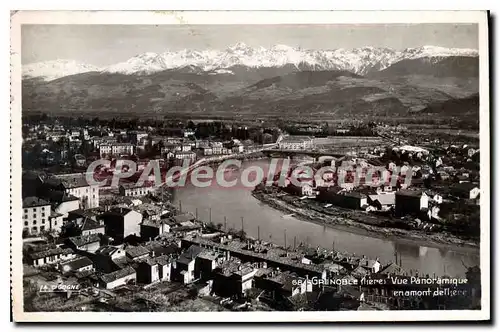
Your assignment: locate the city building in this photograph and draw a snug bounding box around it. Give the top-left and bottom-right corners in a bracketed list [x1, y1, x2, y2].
[99, 266, 137, 289]
[125, 245, 150, 261]
[278, 136, 314, 150]
[28, 247, 76, 267]
[22, 197, 52, 236]
[58, 256, 94, 275]
[140, 220, 173, 241]
[45, 173, 100, 209]
[99, 143, 134, 157]
[101, 208, 143, 243]
[174, 245, 203, 284]
[119, 183, 157, 197]
[66, 234, 101, 253]
[395, 190, 429, 217]
[136, 255, 174, 284]
[174, 151, 197, 162]
[450, 182, 480, 200]
[212, 260, 257, 298]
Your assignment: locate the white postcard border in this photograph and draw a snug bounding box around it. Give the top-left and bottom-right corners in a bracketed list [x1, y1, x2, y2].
[10, 10, 490, 322]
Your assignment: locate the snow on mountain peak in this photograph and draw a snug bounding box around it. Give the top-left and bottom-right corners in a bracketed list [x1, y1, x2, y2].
[24, 44, 479, 80]
[22, 59, 101, 81]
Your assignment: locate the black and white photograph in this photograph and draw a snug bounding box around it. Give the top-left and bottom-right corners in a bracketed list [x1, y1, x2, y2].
[10, 10, 490, 322]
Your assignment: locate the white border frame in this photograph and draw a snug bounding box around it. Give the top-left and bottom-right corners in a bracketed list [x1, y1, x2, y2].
[10, 10, 490, 322]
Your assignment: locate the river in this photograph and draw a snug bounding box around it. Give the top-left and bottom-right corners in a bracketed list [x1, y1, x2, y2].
[172, 159, 479, 277]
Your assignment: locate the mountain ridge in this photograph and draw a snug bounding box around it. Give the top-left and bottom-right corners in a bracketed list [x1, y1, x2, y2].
[22, 44, 479, 81]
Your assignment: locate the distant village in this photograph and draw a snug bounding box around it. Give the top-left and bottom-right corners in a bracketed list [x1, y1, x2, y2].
[21, 115, 481, 312]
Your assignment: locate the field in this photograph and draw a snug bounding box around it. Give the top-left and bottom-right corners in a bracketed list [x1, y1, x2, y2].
[313, 136, 386, 148]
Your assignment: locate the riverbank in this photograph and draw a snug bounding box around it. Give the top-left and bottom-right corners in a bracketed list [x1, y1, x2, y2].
[252, 190, 479, 253]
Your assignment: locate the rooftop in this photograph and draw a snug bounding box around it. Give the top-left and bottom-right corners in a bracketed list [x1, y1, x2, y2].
[61, 256, 93, 271]
[23, 197, 50, 208]
[29, 247, 73, 260]
[99, 266, 136, 284]
[177, 245, 203, 265]
[396, 189, 423, 197]
[125, 246, 150, 259]
[68, 234, 101, 247]
[81, 217, 104, 231]
[46, 173, 93, 189]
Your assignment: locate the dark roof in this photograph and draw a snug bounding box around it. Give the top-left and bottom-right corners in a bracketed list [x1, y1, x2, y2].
[396, 189, 423, 197]
[61, 256, 93, 271]
[343, 191, 365, 199]
[154, 255, 175, 266]
[46, 174, 91, 189]
[45, 191, 79, 204]
[172, 214, 195, 224]
[379, 262, 407, 276]
[452, 182, 479, 193]
[269, 271, 300, 292]
[125, 246, 150, 258]
[177, 245, 203, 264]
[102, 207, 135, 218]
[96, 245, 121, 256]
[69, 209, 97, 219]
[23, 197, 50, 208]
[29, 247, 73, 260]
[68, 234, 101, 247]
[145, 243, 179, 257]
[99, 266, 136, 284]
[81, 217, 104, 231]
[140, 255, 174, 266]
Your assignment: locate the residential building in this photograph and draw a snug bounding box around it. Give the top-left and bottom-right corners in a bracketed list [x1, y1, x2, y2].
[174, 151, 197, 162]
[260, 270, 308, 299]
[49, 193, 81, 223]
[129, 131, 148, 145]
[316, 189, 367, 210]
[358, 257, 381, 274]
[101, 208, 143, 243]
[45, 173, 100, 209]
[174, 245, 203, 284]
[196, 250, 224, 281]
[91, 136, 118, 149]
[136, 255, 174, 284]
[99, 266, 137, 289]
[99, 143, 134, 157]
[182, 129, 195, 138]
[140, 220, 173, 241]
[66, 234, 101, 253]
[119, 183, 157, 197]
[28, 247, 76, 267]
[22, 197, 52, 236]
[367, 192, 396, 211]
[125, 245, 150, 261]
[395, 190, 429, 217]
[450, 182, 480, 200]
[278, 136, 314, 150]
[59, 256, 94, 275]
[93, 245, 127, 273]
[81, 217, 105, 236]
[212, 260, 257, 298]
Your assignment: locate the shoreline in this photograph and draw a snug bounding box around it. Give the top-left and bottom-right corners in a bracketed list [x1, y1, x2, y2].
[252, 190, 479, 254]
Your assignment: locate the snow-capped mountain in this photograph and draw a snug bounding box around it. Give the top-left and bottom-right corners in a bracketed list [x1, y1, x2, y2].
[103, 43, 478, 76]
[23, 44, 479, 81]
[22, 60, 101, 81]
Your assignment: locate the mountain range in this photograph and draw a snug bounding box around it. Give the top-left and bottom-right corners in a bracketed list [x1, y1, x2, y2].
[21, 44, 480, 121]
[23, 44, 478, 81]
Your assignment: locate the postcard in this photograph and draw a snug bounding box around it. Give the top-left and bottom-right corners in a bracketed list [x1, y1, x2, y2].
[10, 10, 490, 322]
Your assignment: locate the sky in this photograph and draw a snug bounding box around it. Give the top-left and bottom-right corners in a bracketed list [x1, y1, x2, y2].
[21, 24, 479, 66]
